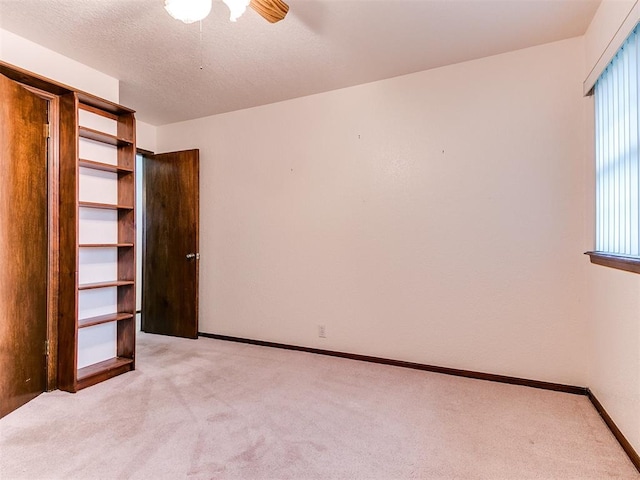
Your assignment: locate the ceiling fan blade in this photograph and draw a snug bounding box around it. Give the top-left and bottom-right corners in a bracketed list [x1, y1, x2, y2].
[250, 0, 289, 23]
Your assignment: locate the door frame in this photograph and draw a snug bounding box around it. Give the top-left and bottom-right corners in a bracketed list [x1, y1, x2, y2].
[22, 84, 60, 392]
[136, 148, 153, 325]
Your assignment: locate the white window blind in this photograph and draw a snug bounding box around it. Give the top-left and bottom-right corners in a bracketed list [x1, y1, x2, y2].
[595, 25, 640, 256]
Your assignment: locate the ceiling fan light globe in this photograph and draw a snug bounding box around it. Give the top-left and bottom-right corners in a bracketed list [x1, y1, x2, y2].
[165, 0, 212, 24]
[222, 0, 250, 22]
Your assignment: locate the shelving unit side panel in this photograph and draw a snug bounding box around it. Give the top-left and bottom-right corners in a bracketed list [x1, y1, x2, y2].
[118, 171, 135, 215]
[116, 113, 136, 368]
[117, 283, 135, 318]
[117, 112, 135, 148]
[118, 209, 135, 245]
[117, 247, 135, 283]
[57, 92, 80, 392]
[118, 143, 135, 171]
[117, 318, 136, 365]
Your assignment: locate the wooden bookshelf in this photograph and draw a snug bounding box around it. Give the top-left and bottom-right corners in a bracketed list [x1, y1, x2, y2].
[58, 93, 136, 393]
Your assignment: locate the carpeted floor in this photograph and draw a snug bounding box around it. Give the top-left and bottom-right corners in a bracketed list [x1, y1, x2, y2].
[0, 332, 638, 479]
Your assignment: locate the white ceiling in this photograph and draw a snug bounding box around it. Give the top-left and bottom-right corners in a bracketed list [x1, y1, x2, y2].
[0, 0, 600, 126]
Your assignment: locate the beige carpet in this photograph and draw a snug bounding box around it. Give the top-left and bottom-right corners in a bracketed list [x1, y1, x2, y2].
[0, 333, 638, 479]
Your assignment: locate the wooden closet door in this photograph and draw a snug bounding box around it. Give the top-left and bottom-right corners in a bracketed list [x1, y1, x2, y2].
[0, 74, 49, 418]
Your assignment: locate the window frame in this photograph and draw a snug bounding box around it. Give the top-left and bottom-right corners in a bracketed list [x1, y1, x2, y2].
[585, 251, 640, 274]
[587, 23, 640, 274]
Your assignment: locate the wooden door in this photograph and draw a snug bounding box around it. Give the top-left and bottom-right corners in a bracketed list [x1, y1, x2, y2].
[0, 74, 49, 418]
[142, 150, 199, 338]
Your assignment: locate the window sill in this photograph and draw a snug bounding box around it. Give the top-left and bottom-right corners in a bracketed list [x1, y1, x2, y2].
[585, 251, 640, 274]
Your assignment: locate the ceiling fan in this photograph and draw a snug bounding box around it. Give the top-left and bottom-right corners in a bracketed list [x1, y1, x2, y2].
[165, 0, 289, 24]
[249, 0, 289, 23]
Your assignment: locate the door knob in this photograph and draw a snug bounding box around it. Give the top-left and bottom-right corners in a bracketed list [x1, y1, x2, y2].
[186, 253, 197, 260]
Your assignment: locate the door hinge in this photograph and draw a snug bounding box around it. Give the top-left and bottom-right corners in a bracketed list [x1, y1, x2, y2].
[45, 340, 50, 356]
[44, 123, 50, 139]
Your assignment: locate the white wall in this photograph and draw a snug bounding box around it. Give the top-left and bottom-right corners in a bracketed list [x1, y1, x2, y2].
[583, 0, 640, 456]
[3, 5, 637, 458]
[0, 29, 158, 154]
[583, 0, 639, 91]
[0, 28, 118, 103]
[157, 37, 588, 386]
[136, 120, 157, 153]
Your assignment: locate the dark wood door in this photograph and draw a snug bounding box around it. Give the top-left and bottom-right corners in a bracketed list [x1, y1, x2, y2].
[142, 150, 199, 338]
[0, 74, 48, 418]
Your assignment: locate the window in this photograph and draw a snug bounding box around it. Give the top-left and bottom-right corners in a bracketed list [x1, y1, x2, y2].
[588, 25, 640, 273]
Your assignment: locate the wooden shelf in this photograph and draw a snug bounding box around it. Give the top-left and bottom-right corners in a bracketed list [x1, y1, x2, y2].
[79, 201, 133, 210]
[79, 158, 133, 174]
[76, 357, 134, 390]
[79, 126, 133, 147]
[78, 280, 134, 291]
[78, 312, 134, 329]
[77, 93, 135, 116]
[78, 102, 119, 121]
[79, 243, 134, 248]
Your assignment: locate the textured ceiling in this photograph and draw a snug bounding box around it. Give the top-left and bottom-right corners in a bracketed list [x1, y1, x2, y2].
[0, 0, 600, 126]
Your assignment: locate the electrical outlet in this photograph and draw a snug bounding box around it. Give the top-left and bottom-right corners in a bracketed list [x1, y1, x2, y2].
[318, 325, 326, 338]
